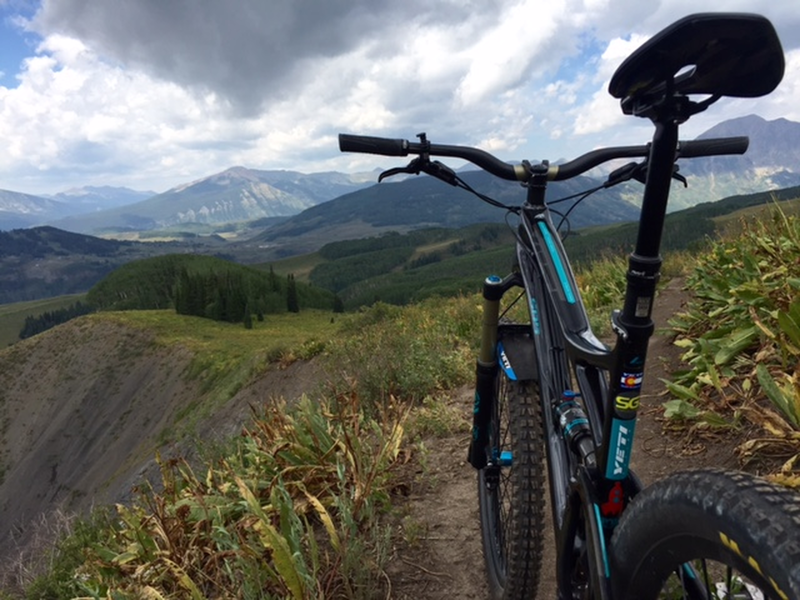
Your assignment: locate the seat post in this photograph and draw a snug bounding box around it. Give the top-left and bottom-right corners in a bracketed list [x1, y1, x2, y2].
[634, 119, 678, 260]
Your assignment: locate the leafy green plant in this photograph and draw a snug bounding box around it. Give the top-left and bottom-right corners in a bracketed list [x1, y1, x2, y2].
[666, 205, 800, 461]
[65, 391, 405, 599]
[575, 255, 628, 335]
[407, 394, 470, 438]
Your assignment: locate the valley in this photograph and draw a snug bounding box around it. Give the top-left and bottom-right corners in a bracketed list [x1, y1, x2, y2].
[1, 115, 799, 316]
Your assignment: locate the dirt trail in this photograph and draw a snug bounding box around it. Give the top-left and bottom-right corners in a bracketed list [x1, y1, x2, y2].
[383, 278, 739, 599]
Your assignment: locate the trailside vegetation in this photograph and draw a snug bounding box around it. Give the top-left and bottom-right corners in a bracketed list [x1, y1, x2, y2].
[665, 205, 800, 484]
[9, 296, 481, 598]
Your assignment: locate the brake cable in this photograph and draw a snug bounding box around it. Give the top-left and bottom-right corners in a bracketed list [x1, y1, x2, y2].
[377, 152, 688, 238]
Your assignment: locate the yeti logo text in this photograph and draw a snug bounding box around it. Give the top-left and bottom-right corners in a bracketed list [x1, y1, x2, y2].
[613, 424, 629, 476]
[500, 350, 512, 372]
[606, 418, 636, 480]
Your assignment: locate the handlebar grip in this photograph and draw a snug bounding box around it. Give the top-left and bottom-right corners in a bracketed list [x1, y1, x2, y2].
[678, 136, 749, 158]
[339, 134, 410, 156]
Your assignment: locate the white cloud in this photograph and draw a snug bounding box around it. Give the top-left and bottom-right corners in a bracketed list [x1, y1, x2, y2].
[456, 1, 562, 106]
[0, 0, 796, 195]
[571, 34, 649, 136]
[0, 33, 246, 192]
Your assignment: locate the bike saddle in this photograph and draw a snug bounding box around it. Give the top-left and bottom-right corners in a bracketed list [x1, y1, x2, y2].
[609, 13, 784, 114]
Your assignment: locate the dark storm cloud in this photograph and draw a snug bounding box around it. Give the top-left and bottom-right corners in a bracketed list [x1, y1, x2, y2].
[34, 0, 499, 115]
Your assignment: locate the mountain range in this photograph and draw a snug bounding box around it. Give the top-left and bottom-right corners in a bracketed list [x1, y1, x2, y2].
[251, 170, 643, 258]
[49, 186, 157, 214]
[0, 191, 73, 230]
[668, 115, 800, 210]
[1, 115, 800, 237]
[0, 168, 377, 233]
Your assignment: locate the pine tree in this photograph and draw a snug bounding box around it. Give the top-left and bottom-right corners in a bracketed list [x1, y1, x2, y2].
[243, 302, 253, 329]
[269, 265, 280, 292]
[287, 274, 299, 313]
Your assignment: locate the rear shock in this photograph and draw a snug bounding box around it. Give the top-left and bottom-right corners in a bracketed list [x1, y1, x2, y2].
[555, 390, 596, 468]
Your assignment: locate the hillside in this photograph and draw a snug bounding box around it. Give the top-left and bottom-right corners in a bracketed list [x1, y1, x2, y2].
[251, 169, 642, 257]
[0, 296, 86, 348]
[565, 184, 800, 265]
[0, 310, 338, 566]
[257, 185, 800, 308]
[0, 226, 229, 305]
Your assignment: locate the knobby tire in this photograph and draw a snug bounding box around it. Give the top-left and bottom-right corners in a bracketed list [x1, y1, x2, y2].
[478, 374, 545, 599]
[611, 468, 800, 599]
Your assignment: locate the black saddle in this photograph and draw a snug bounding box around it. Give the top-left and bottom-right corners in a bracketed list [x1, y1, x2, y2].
[609, 13, 784, 116]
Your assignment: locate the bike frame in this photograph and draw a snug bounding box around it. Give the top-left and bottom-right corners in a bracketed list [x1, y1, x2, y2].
[478, 121, 680, 599]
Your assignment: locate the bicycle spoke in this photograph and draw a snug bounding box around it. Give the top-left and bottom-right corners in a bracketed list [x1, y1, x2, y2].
[702, 559, 712, 598]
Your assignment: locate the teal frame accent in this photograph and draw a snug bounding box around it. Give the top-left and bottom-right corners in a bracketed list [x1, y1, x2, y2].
[592, 503, 611, 578]
[537, 221, 576, 304]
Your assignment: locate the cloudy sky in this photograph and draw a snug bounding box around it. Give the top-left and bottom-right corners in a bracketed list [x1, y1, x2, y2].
[0, 0, 798, 196]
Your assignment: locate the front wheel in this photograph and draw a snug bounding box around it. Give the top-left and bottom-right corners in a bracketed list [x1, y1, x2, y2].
[611, 469, 800, 599]
[478, 375, 545, 600]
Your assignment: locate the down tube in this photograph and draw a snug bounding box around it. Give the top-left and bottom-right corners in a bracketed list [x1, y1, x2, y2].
[516, 243, 573, 531]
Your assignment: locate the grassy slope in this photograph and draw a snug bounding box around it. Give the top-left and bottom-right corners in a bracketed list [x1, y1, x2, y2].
[104, 308, 339, 395]
[0, 296, 478, 597]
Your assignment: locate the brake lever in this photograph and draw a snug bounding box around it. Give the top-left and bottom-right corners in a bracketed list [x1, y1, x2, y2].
[604, 160, 687, 188]
[671, 165, 688, 188]
[377, 157, 422, 182]
[423, 160, 458, 186]
[378, 157, 459, 186]
[605, 161, 647, 187]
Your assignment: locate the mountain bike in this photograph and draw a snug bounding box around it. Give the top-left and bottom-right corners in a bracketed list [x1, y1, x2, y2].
[340, 12, 800, 600]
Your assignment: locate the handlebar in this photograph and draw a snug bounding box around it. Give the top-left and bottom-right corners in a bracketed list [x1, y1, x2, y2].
[338, 133, 526, 181]
[676, 137, 749, 157]
[338, 133, 749, 182]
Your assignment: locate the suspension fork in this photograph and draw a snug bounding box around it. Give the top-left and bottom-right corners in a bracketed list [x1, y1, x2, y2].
[467, 272, 523, 469]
